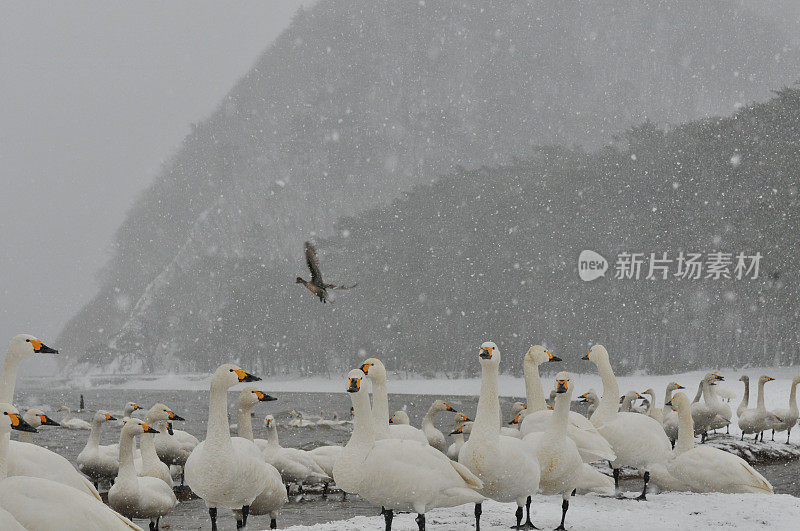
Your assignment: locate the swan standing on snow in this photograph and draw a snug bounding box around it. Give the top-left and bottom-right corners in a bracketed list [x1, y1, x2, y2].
[17, 408, 60, 443]
[704, 373, 732, 434]
[652, 393, 773, 494]
[690, 374, 720, 442]
[661, 382, 685, 445]
[519, 345, 615, 463]
[109, 419, 177, 530]
[77, 410, 120, 488]
[359, 358, 428, 443]
[421, 400, 460, 452]
[263, 415, 330, 491]
[458, 342, 540, 530]
[770, 376, 800, 443]
[738, 375, 780, 442]
[185, 364, 278, 530]
[578, 389, 599, 419]
[0, 402, 141, 530]
[583, 345, 670, 499]
[58, 406, 92, 430]
[334, 369, 484, 531]
[524, 372, 614, 530]
[0, 334, 102, 500]
[139, 404, 184, 488]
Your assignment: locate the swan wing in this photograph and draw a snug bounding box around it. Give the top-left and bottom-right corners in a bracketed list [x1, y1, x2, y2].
[8, 440, 102, 500]
[388, 424, 428, 443]
[673, 447, 773, 494]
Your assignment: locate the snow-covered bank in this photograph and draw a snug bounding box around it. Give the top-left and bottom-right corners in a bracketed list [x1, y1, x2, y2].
[281, 493, 800, 530]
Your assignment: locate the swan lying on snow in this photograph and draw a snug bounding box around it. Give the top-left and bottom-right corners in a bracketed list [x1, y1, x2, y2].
[524, 372, 613, 529]
[650, 393, 773, 494]
[17, 408, 60, 443]
[583, 345, 670, 500]
[0, 402, 140, 530]
[458, 342, 540, 530]
[58, 406, 92, 430]
[334, 369, 484, 531]
[359, 358, 428, 443]
[109, 419, 177, 530]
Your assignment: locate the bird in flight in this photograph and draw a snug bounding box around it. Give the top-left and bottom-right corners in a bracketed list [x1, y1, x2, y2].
[296, 241, 356, 303]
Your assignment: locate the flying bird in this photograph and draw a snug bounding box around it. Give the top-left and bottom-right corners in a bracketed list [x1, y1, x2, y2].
[296, 241, 356, 303]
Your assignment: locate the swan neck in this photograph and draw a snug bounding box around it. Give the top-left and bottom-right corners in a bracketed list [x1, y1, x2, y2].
[0, 352, 22, 404]
[88, 419, 103, 447]
[551, 391, 570, 434]
[18, 430, 33, 444]
[348, 388, 375, 450]
[692, 381, 704, 403]
[117, 430, 137, 481]
[595, 359, 620, 420]
[140, 431, 159, 466]
[474, 361, 501, 437]
[739, 379, 750, 410]
[675, 404, 695, 454]
[0, 430, 9, 479]
[266, 425, 280, 448]
[61, 408, 71, 422]
[757, 380, 767, 410]
[237, 406, 254, 442]
[422, 405, 438, 426]
[790, 381, 799, 413]
[524, 361, 547, 412]
[369, 377, 390, 438]
[206, 387, 232, 447]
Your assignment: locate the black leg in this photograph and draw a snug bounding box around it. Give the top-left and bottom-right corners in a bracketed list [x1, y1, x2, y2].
[771, 430, 775, 441]
[180, 468, 185, 486]
[788, 428, 792, 444]
[342, 490, 347, 501]
[475, 503, 482, 531]
[636, 471, 650, 501]
[514, 505, 523, 530]
[741, 432, 744, 441]
[416, 513, 425, 531]
[94, 481, 99, 490]
[236, 518, 243, 529]
[156, 516, 160, 530]
[613, 468, 623, 497]
[760, 431, 764, 442]
[270, 517, 277, 529]
[242, 505, 250, 526]
[384, 508, 393, 531]
[726, 425, 730, 434]
[149, 520, 156, 531]
[209, 507, 218, 531]
[322, 482, 329, 497]
[555, 497, 569, 530]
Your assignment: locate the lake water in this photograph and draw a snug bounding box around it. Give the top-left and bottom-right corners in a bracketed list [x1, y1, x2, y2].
[13, 387, 800, 530]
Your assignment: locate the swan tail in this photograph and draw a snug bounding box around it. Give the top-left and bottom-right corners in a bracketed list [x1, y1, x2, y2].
[739, 462, 773, 494]
[449, 460, 483, 489]
[575, 463, 614, 495]
[443, 486, 486, 505]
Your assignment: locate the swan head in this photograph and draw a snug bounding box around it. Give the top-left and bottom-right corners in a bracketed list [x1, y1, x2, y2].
[642, 388, 656, 398]
[508, 412, 521, 425]
[702, 373, 719, 387]
[121, 418, 159, 436]
[93, 410, 116, 423]
[524, 345, 561, 366]
[711, 372, 725, 382]
[666, 382, 685, 393]
[22, 408, 60, 428]
[212, 363, 261, 390]
[554, 371, 572, 396]
[0, 403, 37, 433]
[667, 392, 691, 412]
[479, 341, 500, 362]
[454, 412, 471, 425]
[389, 410, 410, 425]
[581, 345, 608, 365]
[511, 401, 527, 415]
[238, 386, 277, 409]
[145, 403, 185, 424]
[758, 375, 775, 385]
[578, 390, 598, 404]
[738, 375, 749, 382]
[450, 421, 473, 435]
[358, 358, 386, 382]
[346, 368, 366, 394]
[264, 414, 277, 429]
[7, 333, 58, 359]
[431, 399, 458, 414]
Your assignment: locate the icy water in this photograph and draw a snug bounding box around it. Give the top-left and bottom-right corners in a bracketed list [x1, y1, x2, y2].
[13, 388, 800, 530]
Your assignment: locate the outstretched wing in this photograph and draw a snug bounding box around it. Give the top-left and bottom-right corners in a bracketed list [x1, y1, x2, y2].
[325, 283, 357, 290]
[305, 241, 322, 284]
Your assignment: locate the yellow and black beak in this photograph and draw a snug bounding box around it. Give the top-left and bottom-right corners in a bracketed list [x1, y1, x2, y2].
[556, 379, 569, 394]
[547, 351, 562, 362]
[141, 422, 159, 434]
[254, 391, 277, 403]
[444, 403, 457, 412]
[167, 411, 186, 421]
[508, 413, 521, 425]
[479, 346, 494, 359]
[265, 418, 273, 428]
[105, 413, 117, 421]
[359, 363, 373, 375]
[766, 376, 775, 381]
[676, 384, 685, 389]
[449, 426, 464, 435]
[581, 349, 591, 360]
[39, 414, 60, 427]
[6, 412, 37, 433]
[132, 404, 142, 411]
[458, 413, 471, 422]
[347, 377, 361, 393]
[27, 338, 58, 354]
[388, 415, 395, 424]
[713, 374, 725, 381]
[234, 369, 261, 382]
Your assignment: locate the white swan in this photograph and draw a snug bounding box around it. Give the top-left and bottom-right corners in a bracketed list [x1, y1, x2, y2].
[519, 345, 615, 463]
[17, 408, 60, 443]
[642, 389, 663, 424]
[114, 402, 143, 427]
[334, 369, 484, 530]
[0, 334, 101, 500]
[524, 372, 614, 529]
[458, 342, 541, 529]
[578, 389, 599, 419]
[583, 345, 670, 499]
[737, 375, 750, 418]
[652, 393, 773, 493]
[109, 419, 177, 530]
[77, 409, 120, 487]
[58, 406, 92, 430]
[263, 415, 330, 489]
[389, 410, 411, 424]
[359, 358, 428, 443]
[228, 391, 287, 529]
[619, 391, 643, 413]
[661, 382, 686, 445]
[770, 376, 800, 443]
[689, 374, 719, 441]
[308, 445, 343, 478]
[705, 373, 733, 433]
[287, 411, 315, 428]
[738, 375, 780, 442]
[447, 421, 472, 461]
[421, 399, 459, 452]
[139, 404, 184, 488]
[184, 364, 278, 530]
[154, 407, 198, 487]
[0, 402, 140, 530]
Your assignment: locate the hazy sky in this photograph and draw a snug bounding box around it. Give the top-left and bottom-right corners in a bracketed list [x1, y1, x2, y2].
[0, 1, 309, 369]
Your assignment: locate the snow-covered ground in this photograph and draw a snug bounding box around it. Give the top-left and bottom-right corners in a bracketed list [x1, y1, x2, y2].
[281, 493, 800, 530]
